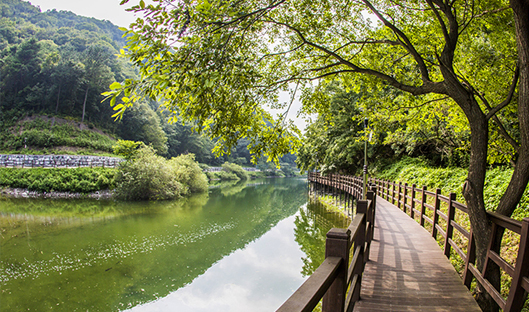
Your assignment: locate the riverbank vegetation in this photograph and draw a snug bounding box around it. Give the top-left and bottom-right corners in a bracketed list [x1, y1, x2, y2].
[0, 167, 115, 193]
[0, 148, 208, 200]
[114, 147, 207, 200]
[373, 158, 529, 221]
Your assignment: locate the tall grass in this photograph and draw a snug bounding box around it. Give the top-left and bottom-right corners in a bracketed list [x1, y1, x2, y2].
[0, 116, 116, 153]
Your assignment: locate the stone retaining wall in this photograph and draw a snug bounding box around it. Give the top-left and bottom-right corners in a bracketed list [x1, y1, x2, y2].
[0, 154, 124, 168]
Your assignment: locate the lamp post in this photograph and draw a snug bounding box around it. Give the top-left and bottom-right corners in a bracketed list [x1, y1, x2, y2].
[363, 118, 368, 199]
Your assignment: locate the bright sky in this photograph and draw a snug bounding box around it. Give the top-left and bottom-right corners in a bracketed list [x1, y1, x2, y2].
[25, 0, 140, 27]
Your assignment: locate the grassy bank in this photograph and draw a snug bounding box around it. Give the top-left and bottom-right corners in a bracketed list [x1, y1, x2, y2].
[0, 167, 116, 193]
[0, 115, 116, 155]
[373, 157, 529, 220]
[0, 149, 209, 201]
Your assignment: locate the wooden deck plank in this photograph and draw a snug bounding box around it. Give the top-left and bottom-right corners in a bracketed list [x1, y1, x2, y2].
[354, 197, 481, 312]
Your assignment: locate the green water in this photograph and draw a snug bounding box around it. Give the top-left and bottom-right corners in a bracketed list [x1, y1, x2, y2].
[1, 178, 349, 312]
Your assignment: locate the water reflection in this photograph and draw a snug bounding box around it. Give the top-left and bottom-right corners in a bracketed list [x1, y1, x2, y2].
[1, 178, 352, 311]
[295, 199, 351, 277]
[1, 178, 311, 311]
[128, 215, 307, 312]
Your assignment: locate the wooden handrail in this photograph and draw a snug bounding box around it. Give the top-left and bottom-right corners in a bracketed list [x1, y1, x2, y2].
[279, 172, 375, 312]
[276, 257, 342, 312]
[367, 176, 529, 312]
[303, 172, 529, 312]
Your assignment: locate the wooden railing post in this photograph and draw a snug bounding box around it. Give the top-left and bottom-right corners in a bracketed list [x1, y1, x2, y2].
[410, 184, 416, 219]
[322, 228, 351, 312]
[403, 183, 408, 214]
[443, 192, 457, 258]
[397, 182, 402, 208]
[505, 218, 529, 311]
[432, 188, 441, 239]
[386, 180, 390, 200]
[420, 186, 427, 227]
[366, 189, 376, 262]
[392, 181, 396, 205]
[355, 199, 367, 266]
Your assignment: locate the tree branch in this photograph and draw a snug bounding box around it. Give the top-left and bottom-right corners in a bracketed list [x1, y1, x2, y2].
[209, 0, 286, 33]
[387, 96, 450, 111]
[425, 0, 451, 44]
[270, 20, 447, 96]
[361, 0, 432, 82]
[470, 78, 520, 152]
[486, 65, 520, 120]
[258, 43, 305, 62]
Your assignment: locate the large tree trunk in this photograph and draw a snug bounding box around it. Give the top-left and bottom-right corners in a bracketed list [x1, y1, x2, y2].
[441, 70, 499, 311]
[461, 104, 500, 312]
[499, 0, 529, 218]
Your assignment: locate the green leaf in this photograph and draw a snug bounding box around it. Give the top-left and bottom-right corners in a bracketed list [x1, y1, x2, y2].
[112, 111, 124, 119]
[113, 104, 124, 111]
[110, 82, 122, 90]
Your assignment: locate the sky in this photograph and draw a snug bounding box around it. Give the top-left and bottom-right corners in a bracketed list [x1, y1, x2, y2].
[24, 0, 309, 131]
[25, 0, 141, 27]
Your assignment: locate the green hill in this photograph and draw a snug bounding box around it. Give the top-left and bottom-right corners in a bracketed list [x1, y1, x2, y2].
[0, 0, 163, 155]
[0, 0, 298, 168]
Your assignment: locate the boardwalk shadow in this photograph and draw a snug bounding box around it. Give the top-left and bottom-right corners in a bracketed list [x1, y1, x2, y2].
[354, 197, 480, 312]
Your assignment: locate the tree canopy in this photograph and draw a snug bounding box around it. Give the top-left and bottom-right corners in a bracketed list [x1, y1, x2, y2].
[109, 0, 529, 310]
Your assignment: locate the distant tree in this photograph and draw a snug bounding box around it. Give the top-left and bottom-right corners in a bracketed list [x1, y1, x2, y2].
[0, 38, 43, 109]
[79, 45, 113, 123]
[117, 102, 168, 155]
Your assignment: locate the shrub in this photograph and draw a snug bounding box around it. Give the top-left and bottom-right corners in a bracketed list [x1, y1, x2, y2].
[114, 147, 184, 200]
[206, 171, 240, 181]
[222, 162, 249, 180]
[113, 140, 145, 160]
[169, 154, 208, 194]
[114, 147, 208, 200]
[218, 171, 240, 180]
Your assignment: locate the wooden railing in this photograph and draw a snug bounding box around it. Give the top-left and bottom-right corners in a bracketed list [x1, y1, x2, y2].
[277, 172, 375, 312]
[370, 177, 529, 312]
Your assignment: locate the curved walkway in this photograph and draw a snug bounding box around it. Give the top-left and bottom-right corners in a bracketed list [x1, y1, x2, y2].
[354, 196, 481, 311]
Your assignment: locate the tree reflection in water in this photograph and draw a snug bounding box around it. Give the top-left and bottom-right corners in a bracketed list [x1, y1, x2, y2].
[294, 198, 350, 277]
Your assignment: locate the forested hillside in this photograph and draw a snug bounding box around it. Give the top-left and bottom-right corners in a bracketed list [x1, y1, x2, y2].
[0, 0, 132, 128]
[0, 0, 296, 166]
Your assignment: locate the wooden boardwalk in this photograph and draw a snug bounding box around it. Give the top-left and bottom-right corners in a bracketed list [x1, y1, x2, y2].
[354, 197, 481, 312]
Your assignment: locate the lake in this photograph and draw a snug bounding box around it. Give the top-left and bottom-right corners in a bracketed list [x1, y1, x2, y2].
[0, 178, 349, 311]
